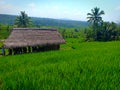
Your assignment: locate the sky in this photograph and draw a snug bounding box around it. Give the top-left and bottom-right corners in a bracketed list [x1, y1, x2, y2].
[0, 0, 120, 22]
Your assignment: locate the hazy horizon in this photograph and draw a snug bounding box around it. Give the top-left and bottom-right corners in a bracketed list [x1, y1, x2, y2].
[0, 0, 120, 22]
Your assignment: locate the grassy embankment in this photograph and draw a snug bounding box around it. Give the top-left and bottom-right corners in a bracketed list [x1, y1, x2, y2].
[0, 38, 120, 90]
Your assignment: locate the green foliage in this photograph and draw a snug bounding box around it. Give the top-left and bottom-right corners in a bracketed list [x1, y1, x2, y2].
[97, 22, 119, 41]
[14, 11, 33, 27]
[0, 39, 120, 89]
[84, 22, 120, 41]
[0, 24, 12, 39]
[0, 24, 12, 54]
[58, 27, 86, 40]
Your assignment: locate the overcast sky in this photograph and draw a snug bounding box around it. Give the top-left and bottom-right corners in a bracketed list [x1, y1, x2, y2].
[0, 0, 120, 22]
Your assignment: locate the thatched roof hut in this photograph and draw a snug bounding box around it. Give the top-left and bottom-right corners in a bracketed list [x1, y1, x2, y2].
[4, 28, 65, 48]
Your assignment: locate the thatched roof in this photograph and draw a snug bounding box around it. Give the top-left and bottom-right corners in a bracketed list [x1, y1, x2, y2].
[4, 28, 65, 48]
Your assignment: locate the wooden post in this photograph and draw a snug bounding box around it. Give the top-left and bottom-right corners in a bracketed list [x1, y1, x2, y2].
[28, 46, 31, 53]
[8, 48, 12, 55]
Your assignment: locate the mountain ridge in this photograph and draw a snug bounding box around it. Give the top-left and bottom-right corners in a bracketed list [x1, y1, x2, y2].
[0, 14, 89, 28]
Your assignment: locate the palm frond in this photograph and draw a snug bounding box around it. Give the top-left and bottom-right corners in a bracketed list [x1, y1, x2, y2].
[87, 7, 105, 25]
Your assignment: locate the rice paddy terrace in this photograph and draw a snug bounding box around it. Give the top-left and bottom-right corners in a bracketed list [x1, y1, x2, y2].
[0, 38, 120, 90]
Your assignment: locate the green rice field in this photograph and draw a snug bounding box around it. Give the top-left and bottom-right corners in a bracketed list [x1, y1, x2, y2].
[0, 38, 120, 90]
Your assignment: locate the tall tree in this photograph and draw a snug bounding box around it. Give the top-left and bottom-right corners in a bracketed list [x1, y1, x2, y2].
[14, 11, 32, 27]
[87, 7, 105, 40]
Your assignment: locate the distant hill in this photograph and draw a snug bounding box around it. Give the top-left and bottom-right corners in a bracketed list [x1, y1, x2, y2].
[0, 14, 89, 28]
[0, 14, 16, 25]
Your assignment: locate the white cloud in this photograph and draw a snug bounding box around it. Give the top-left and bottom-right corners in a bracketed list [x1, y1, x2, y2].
[0, 1, 23, 15]
[116, 6, 120, 10]
[28, 3, 36, 8]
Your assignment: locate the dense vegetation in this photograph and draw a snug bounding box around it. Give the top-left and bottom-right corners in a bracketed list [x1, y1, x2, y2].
[0, 24, 12, 39]
[0, 39, 120, 89]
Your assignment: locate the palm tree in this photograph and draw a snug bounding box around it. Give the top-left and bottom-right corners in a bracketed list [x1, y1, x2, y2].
[87, 7, 105, 40]
[87, 7, 105, 26]
[15, 11, 32, 27]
